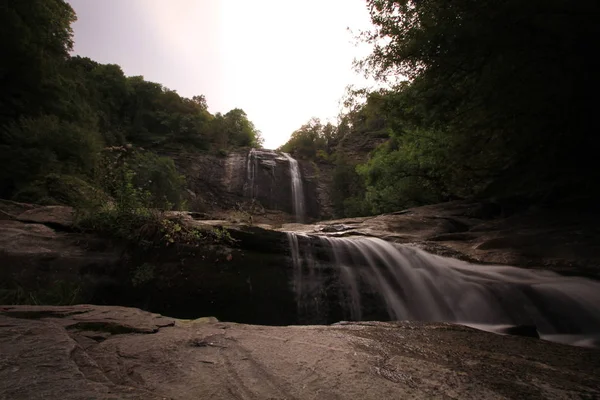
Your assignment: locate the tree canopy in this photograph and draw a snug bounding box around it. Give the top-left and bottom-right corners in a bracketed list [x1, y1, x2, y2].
[0, 0, 262, 207]
[357, 0, 599, 205]
[278, 118, 337, 160]
[279, 0, 599, 217]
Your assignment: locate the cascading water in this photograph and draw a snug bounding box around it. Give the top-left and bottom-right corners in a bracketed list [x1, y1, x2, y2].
[282, 153, 306, 223]
[245, 148, 257, 199]
[286, 233, 600, 346]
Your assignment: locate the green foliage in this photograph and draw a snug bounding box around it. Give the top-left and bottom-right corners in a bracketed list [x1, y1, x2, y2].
[0, 115, 103, 197]
[228, 210, 253, 225]
[0, 0, 76, 124]
[13, 173, 107, 206]
[279, 118, 338, 160]
[210, 109, 264, 150]
[128, 151, 186, 210]
[132, 263, 156, 287]
[0, 1, 263, 211]
[76, 205, 156, 242]
[357, 0, 600, 203]
[331, 159, 369, 217]
[98, 148, 185, 211]
[0, 280, 84, 306]
[211, 227, 234, 244]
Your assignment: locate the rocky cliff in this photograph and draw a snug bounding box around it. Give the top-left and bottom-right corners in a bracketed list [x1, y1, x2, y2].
[168, 149, 327, 222]
[2, 200, 600, 331]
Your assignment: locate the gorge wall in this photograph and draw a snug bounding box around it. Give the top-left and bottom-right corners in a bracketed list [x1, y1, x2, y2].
[169, 149, 332, 222]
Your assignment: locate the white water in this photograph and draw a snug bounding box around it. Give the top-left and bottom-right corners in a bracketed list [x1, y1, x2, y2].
[287, 233, 600, 346]
[282, 153, 306, 223]
[245, 148, 257, 199]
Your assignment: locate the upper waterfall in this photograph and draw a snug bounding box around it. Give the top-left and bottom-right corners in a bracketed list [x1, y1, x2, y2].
[282, 153, 306, 223]
[245, 148, 257, 199]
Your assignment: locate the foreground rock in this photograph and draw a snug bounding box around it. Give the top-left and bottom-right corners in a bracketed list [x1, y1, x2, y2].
[1, 305, 599, 399]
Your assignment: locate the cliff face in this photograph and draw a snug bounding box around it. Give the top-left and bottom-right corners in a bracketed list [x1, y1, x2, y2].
[167, 128, 387, 222]
[311, 130, 390, 219]
[169, 149, 322, 222]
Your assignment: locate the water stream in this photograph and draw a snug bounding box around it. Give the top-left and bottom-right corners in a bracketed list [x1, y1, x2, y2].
[245, 148, 257, 199]
[282, 153, 306, 223]
[287, 233, 600, 346]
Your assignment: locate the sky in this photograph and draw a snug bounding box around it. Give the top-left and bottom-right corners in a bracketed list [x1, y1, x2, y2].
[67, 0, 375, 149]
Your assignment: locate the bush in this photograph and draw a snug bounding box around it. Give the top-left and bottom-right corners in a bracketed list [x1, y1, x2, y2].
[0, 280, 85, 306]
[97, 147, 186, 211]
[331, 159, 369, 217]
[0, 115, 103, 197]
[13, 173, 108, 206]
[132, 263, 156, 287]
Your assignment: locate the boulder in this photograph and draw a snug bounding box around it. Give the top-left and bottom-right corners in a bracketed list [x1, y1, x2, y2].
[15, 205, 75, 229]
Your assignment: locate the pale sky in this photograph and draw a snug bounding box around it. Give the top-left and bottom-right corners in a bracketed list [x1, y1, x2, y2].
[67, 0, 374, 149]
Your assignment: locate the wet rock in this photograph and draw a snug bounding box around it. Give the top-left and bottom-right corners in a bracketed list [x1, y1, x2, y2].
[170, 149, 322, 221]
[305, 201, 600, 279]
[0, 218, 120, 303]
[320, 223, 351, 233]
[500, 324, 540, 339]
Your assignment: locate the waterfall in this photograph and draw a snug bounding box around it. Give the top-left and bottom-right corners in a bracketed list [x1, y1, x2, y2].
[286, 233, 600, 346]
[286, 232, 324, 322]
[282, 153, 306, 223]
[245, 148, 257, 199]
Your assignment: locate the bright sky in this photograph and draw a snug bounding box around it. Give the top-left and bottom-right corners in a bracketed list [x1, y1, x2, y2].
[67, 0, 375, 149]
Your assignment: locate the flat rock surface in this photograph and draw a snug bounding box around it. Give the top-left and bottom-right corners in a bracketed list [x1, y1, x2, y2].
[1, 305, 599, 399]
[15, 205, 75, 228]
[4, 200, 600, 279]
[290, 201, 600, 279]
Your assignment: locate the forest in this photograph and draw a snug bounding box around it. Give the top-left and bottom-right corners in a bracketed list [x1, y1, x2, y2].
[1, 0, 598, 221]
[1, 0, 263, 213]
[280, 0, 599, 217]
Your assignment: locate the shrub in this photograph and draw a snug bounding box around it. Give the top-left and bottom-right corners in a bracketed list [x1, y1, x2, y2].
[13, 173, 108, 206]
[132, 263, 156, 287]
[97, 147, 185, 211]
[0, 115, 103, 197]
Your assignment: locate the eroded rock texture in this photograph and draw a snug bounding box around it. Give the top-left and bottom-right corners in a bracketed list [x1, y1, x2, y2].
[1, 305, 599, 400]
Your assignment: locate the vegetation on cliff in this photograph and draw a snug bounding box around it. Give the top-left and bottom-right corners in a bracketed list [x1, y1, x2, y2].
[280, 0, 598, 217]
[0, 0, 263, 211]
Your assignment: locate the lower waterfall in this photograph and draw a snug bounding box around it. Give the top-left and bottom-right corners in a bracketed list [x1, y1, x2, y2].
[287, 233, 600, 346]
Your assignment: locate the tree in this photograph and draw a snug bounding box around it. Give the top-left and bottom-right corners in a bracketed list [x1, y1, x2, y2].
[210, 109, 263, 149]
[0, 0, 76, 124]
[0, 0, 263, 206]
[358, 0, 600, 203]
[0, 116, 103, 197]
[279, 118, 338, 160]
